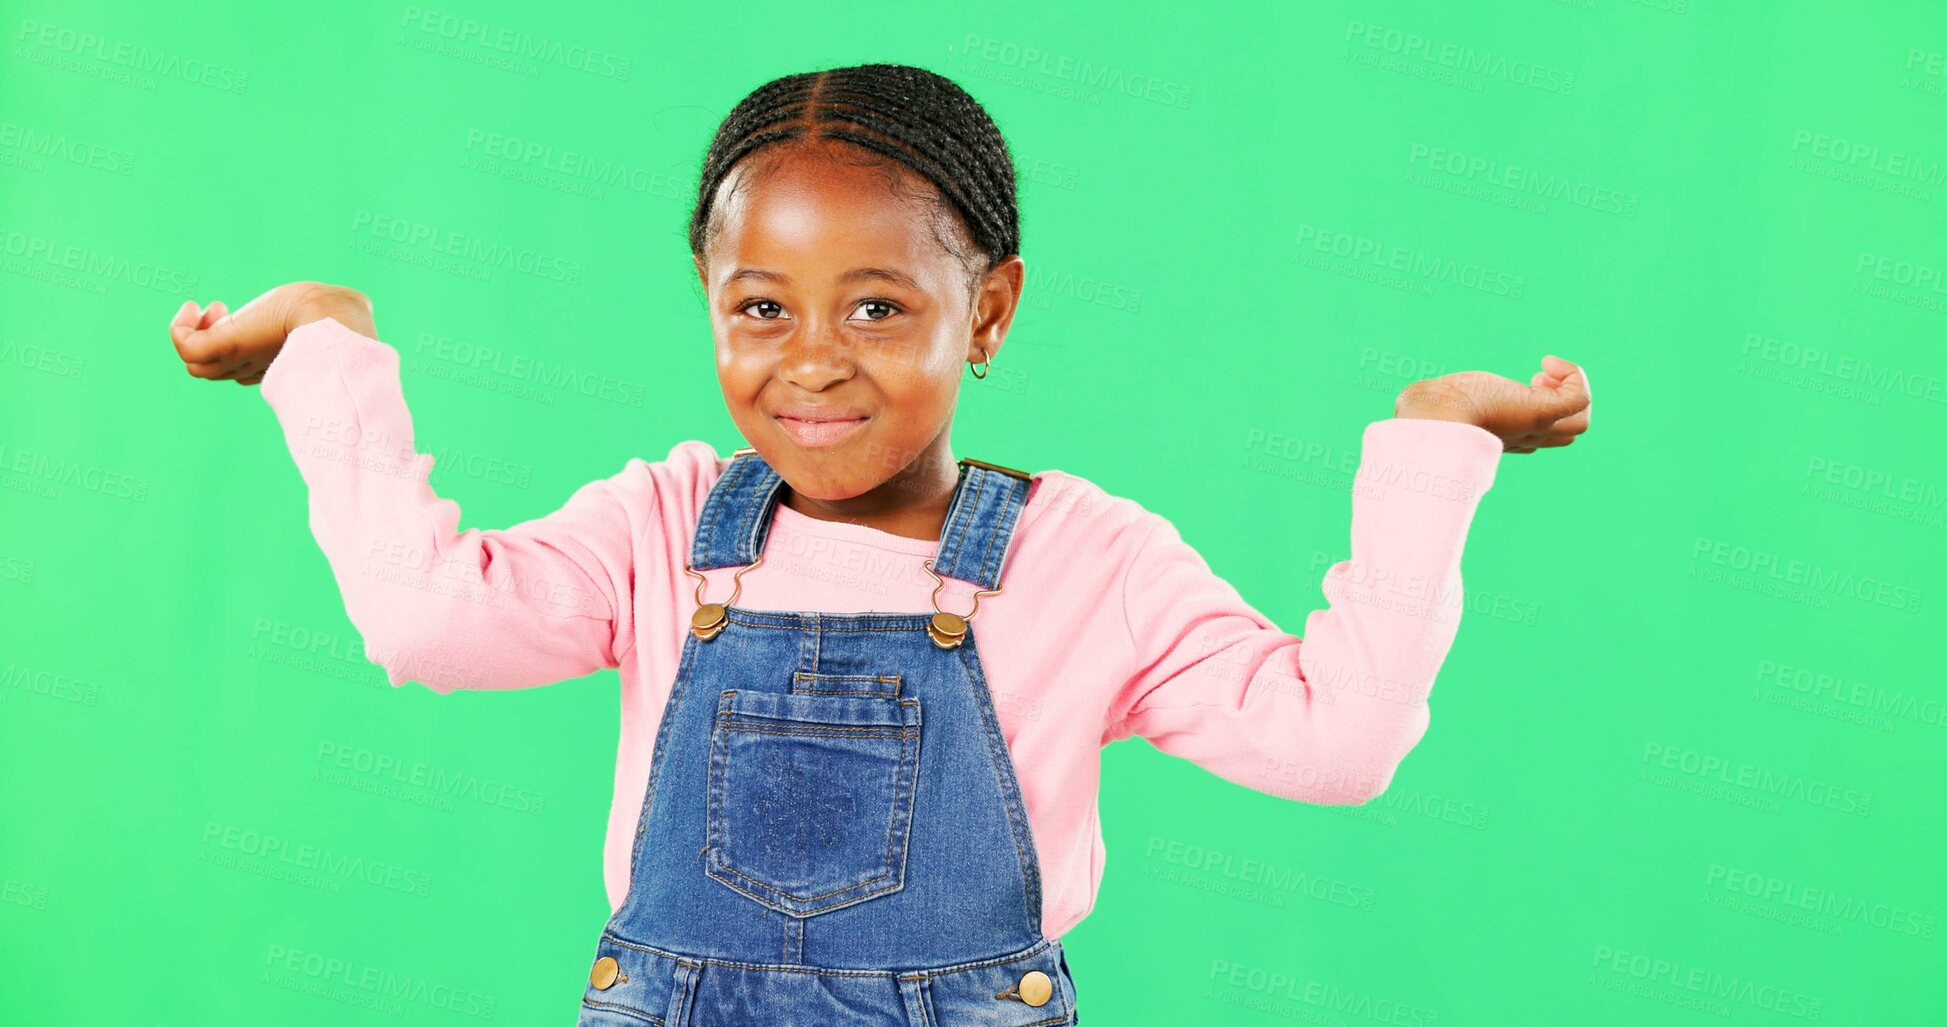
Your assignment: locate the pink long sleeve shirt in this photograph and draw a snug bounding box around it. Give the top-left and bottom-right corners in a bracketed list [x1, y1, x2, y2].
[259, 316, 1504, 941]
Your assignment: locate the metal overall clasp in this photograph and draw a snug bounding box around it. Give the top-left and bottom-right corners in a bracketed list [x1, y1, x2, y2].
[922, 559, 1001, 650]
[683, 557, 763, 641]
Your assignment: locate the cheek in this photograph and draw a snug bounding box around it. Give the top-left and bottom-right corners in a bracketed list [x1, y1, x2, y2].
[869, 350, 960, 418]
[880, 328, 964, 388]
[717, 333, 772, 377]
[716, 349, 769, 408]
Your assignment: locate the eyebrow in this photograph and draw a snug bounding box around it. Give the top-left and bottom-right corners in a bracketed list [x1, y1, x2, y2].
[726, 266, 923, 291]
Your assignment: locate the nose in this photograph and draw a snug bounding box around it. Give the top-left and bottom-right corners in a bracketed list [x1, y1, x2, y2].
[776, 319, 857, 392]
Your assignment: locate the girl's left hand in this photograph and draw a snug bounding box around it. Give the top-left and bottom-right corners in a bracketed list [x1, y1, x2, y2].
[1393, 355, 1592, 454]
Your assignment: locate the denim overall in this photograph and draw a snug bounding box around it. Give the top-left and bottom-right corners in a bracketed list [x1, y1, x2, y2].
[576, 449, 1080, 1026]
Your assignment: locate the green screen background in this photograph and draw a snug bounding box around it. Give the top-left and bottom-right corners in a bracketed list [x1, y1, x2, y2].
[3, 0, 1942, 1023]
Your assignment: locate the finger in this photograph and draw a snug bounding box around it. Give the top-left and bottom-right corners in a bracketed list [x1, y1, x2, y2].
[182, 357, 231, 379]
[170, 300, 204, 343]
[173, 305, 256, 364]
[207, 360, 260, 381]
[235, 374, 265, 386]
[1546, 354, 1592, 410]
[183, 355, 253, 380]
[197, 300, 229, 330]
[1550, 403, 1591, 434]
[1529, 362, 1590, 421]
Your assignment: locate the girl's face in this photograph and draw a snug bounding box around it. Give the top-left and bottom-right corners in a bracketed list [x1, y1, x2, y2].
[695, 141, 1022, 506]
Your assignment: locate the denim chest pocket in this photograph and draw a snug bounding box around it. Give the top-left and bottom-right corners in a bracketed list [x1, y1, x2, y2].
[705, 688, 923, 916]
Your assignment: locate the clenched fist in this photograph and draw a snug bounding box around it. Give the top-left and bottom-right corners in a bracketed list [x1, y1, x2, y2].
[1395, 355, 1593, 455]
[168, 282, 375, 387]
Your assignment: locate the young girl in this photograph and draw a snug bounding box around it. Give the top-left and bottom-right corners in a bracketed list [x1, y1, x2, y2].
[168, 63, 1589, 1027]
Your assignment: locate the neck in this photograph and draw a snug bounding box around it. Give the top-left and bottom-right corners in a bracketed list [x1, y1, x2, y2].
[780, 440, 961, 542]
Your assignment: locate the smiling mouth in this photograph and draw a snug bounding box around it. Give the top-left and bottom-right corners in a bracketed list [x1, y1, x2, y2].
[774, 415, 870, 448]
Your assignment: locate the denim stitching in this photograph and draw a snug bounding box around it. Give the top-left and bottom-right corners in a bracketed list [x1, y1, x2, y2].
[580, 997, 665, 1024]
[599, 928, 1059, 979]
[631, 631, 704, 864]
[934, 463, 975, 577]
[947, 466, 991, 585]
[713, 723, 916, 739]
[792, 672, 903, 698]
[975, 478, 1024, 588]
[707, 862, 902, 914]
[965, 467, 996, 584]
[706, 709, 913, 901]
[704, 694, 921, 912]
[956, 630, 1044, 937]
[689, 454, 742, 567]
[733, 460, 760, 563]
[740, 462, 784, 564]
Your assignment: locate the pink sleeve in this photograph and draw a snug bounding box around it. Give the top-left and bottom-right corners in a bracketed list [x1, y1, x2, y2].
[258, 316, 651, 695]
[1105, 418, 1503, 803]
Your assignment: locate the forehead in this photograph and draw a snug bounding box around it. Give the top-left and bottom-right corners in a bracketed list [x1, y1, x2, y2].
[707, 146, 960, 277]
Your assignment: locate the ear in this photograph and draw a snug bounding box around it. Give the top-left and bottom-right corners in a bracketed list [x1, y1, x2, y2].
[969, 255, 1025, 364]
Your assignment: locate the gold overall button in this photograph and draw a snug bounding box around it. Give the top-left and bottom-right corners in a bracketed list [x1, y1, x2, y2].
[1018, 970, 1053, 1007]
[590, 955, 621, 990]
[691, 602, 728, 641]
[927, 611, 967, 649]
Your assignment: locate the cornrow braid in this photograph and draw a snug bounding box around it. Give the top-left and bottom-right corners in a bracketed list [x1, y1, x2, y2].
[688, 63, 1020, 301]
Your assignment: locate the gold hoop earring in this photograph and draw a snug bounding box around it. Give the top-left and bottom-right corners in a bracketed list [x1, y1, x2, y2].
[969, 346, 990, 379]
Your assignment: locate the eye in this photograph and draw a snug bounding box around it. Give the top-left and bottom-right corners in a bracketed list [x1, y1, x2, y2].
[737, 298, 786, 320]
[853, 298, 902, 322]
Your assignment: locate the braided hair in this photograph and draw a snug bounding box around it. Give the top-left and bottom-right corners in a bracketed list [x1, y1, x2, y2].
[688, 63, 1020, 305]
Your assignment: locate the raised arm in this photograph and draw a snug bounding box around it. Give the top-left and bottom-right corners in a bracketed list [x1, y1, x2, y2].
[170, 286, 648, 694]
[259, 316, 651, 694]
[1103, 418, 1504, 804]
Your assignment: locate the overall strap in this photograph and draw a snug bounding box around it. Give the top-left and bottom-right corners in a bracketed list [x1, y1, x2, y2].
[687, 449, 1035, 591]
[687, 449, 789, 572]
[930, 458, 1034, 591]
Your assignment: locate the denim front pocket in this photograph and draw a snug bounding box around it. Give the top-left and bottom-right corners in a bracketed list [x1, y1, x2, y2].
[705, 688, 923, 916]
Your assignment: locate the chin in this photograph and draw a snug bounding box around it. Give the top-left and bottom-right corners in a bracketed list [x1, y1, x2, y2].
[763, 447, 865, 500]
[792, 482, 865, 502]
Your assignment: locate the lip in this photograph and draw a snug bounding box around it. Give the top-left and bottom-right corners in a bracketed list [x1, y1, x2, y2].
[774, 412, 870, 448]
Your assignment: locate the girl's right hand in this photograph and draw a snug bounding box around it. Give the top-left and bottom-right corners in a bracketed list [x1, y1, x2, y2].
[168, 281, 375, 386]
